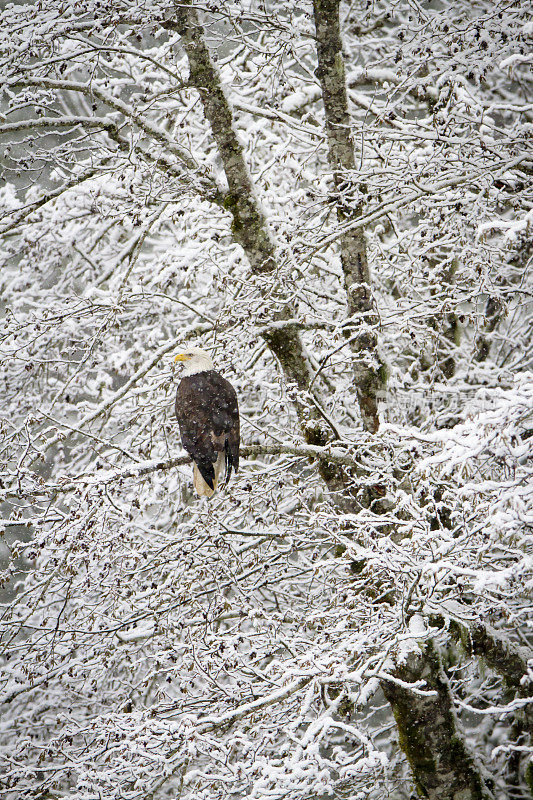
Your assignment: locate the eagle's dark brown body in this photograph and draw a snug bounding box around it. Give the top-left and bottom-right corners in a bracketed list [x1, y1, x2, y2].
[175, 370, 239, 494]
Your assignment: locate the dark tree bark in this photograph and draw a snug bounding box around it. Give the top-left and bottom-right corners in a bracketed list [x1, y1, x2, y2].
[312, 0, 385, 433]
[382, 642, 494, 800]
[169, 10, 275, 275]
[421, 255, 460, 381]
[453, 620, 533, 739]
[475, 237, 532, 363]
[475, 295, 503, 362]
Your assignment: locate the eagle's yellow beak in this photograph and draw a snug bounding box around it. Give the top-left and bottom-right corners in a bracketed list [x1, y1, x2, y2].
[174, 354, 189, 363]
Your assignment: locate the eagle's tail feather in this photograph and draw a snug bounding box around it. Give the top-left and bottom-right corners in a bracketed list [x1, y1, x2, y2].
[193, 453, 225, 498]
[224, 438, 233, 485]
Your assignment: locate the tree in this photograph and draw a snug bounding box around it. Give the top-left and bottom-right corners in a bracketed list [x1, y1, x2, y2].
[0, 1, 531, 798]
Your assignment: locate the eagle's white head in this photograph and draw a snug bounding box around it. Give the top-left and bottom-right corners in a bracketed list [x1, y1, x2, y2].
[174, 347, 215, 376]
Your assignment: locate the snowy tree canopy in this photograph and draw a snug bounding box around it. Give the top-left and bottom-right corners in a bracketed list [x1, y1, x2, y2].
[0, 1, 532, 798]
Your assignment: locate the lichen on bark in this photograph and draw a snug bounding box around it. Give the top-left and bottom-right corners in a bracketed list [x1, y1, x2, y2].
[312, 0, 385, 433]
[169, 10, 276, 275]
[382, 641, 494, 800]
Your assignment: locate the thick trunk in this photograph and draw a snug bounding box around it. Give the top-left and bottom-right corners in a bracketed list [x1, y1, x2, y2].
[463, 622, 531, 691]
[171, 12, 275, 275]
[453, 620, 533, 739]
[312, 0, 384, 433]
[382, 641, 494, 800]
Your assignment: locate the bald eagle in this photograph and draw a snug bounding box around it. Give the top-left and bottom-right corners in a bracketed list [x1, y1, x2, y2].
[174, 348, 240, 497]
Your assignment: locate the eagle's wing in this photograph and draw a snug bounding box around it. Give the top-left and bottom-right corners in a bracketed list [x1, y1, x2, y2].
[210, 374, 239, 483]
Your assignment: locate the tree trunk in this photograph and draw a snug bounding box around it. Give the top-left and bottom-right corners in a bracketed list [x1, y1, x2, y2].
[453, 619, 533, 739]
[312, 0, 384, 433]
[382, 641, 494, 800]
